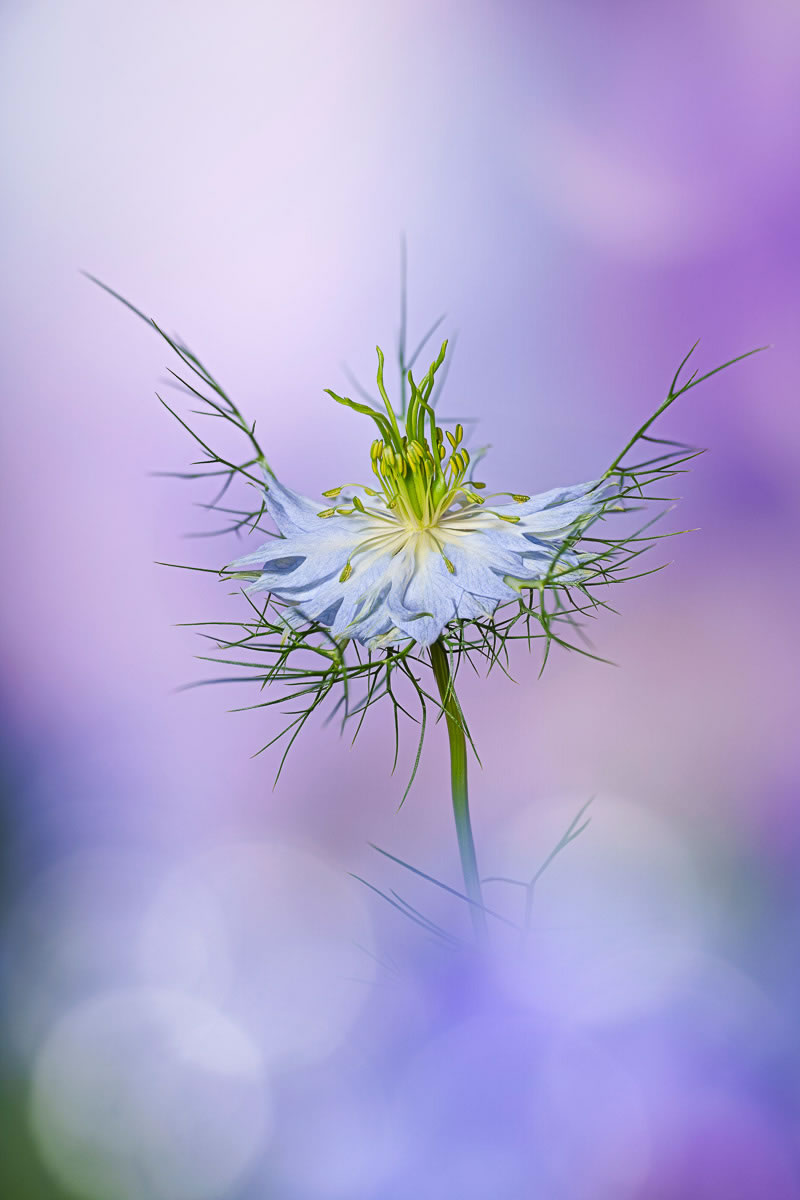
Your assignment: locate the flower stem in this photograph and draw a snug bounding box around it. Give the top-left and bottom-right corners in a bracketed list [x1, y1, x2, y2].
[429, 639, 489, 945]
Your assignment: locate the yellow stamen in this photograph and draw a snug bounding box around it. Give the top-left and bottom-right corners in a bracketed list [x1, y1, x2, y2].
[339, 562, 352, 582]
[322, 346, 537, 543]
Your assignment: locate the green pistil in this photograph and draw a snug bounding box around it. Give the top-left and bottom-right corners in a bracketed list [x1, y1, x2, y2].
[322, 340, 528, 534]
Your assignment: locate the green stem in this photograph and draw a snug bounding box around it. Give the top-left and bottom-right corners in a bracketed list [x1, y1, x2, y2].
[429, 639, 489, 945]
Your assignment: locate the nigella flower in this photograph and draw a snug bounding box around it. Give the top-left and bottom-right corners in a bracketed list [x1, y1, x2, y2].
[231, 344, 615, 650]
[232, 459, 610, 652]
[90, 268, 762, 946]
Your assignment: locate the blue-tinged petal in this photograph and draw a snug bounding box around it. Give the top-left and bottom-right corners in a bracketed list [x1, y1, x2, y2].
[385, 546, 460, 646]
[516, 550, 584, 583]
[229, 540, 283, 569]
[291, 551, 396, 639]
[519, 505, 601, 538]
[235, 515, 375, 591]
[438, 510, 532, 555]
[350, 607, 398, 647]
[520, 539, 583, 573]
[228, 472, 329, 570]
[261, 470, 327, 537]
[493, 479, 612, 525]
[245, 543, 343, 594]
[516, 488, 612, 541]
[441, 535, 526, 602]
[453, 590, 499, 621]
[516, 479, 605, 514]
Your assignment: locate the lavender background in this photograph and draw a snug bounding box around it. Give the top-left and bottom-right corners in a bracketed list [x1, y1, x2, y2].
[2, 2, 799, 1197]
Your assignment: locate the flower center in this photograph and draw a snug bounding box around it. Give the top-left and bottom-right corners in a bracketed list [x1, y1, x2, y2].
[369, 420, 485, 527]
[319, 340, 531, 580]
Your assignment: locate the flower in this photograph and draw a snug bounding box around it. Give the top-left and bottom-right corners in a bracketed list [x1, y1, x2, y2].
[89, 270, 763, 812]
[231, 344, 612, 649]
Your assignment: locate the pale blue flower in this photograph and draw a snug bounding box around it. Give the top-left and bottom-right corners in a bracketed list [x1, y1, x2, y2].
[232, 470, 611, 650]
[227, 342, 618, 649]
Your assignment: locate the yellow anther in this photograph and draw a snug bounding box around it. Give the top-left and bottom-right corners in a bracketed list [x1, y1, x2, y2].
[364, 486, 379, 496]
[339, 562, 352, 582]
[383, 445, 396, 469]
[438, 444, 446, 460]
[455, 423, 463, 444]
[352, 495, 366, 513]
[435, 427, 444, 444]
[461, 448, 471, 468]
[321, 487, 342, 498]
[465, 492, 484, 504]
[442, 555, 455, 573]
[511, 494, 530, 503]
[318, 508, 337, 518]
[471, 481, 486, 490]
[446, 430, 458, 449]
[371, 439, 384, 461]
[496, 513, 520, 523]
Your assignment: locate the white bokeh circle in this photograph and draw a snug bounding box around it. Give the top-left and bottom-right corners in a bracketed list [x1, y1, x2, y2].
[138, 840, 375, 1067]
[29, 987, 270, 1200]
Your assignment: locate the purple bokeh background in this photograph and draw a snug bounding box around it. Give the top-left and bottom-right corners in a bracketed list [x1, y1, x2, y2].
[2, 3, 799, 1197]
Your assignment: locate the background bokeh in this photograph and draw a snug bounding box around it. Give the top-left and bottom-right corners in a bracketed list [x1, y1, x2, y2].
[2, 2, 799, 1197]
